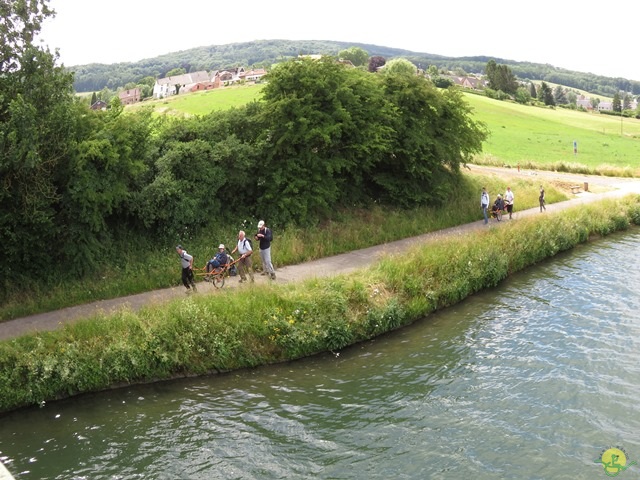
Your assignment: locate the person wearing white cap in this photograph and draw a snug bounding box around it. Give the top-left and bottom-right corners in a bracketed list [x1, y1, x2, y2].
[205, 244, 229, 277]
[255, 220, 276, 280]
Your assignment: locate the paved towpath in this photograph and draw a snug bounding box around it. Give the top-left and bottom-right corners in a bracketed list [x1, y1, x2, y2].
[2, 166, 639, 341]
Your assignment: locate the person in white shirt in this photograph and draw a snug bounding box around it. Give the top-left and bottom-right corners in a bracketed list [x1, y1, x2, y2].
[504, 186, 515, 219]
[176, 245, 197, 293]
[481, 187, 490, 224]
[231, 230, 254, 283]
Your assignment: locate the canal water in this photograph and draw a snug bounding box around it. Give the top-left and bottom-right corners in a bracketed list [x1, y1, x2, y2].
[2, 231, 640, 479]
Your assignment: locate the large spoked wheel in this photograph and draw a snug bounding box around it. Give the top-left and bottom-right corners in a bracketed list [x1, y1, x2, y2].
[496, 210, 502, 221]
[212, 274, 225, 288]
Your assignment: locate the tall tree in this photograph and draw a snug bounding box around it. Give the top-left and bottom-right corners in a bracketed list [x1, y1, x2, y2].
[373, 73, 488, 206]
[258, 58, 394, 224]
[529, 82, 537, 99]
[485, 60, 518, 95]
[0, 2, 81, 283]
[0, 0, 53, 74]
[539, 82, 555, 106]
[382, 58, 416, 76]
[553, 85, 567, 105]
[338, 46, 369, 67]
[612, 92, 621, 112]
[485, 59, 497, 86]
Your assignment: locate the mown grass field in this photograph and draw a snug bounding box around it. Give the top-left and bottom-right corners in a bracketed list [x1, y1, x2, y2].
[465, 93, 640, 169]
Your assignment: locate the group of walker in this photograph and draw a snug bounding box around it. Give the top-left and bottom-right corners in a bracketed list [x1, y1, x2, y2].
[175, 220, 276, 293]
[481, 186, 515, 224]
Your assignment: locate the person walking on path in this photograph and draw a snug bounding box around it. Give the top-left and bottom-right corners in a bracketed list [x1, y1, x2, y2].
[504, 186, 515, 219]
[539, 186, 546, 212]
[231, 231, 254, 283]
[176, 245, 197, 293]
[255, 220, 276, 280]
[481, 187, 490, 224]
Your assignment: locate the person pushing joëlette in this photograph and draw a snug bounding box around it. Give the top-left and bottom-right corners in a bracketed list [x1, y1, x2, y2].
[504, 186, 514, 219]
[176, 245, 197, 293]
[231, 231, 254, 283]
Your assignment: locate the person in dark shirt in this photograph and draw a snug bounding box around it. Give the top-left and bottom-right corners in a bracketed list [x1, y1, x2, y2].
[255, 220, 276, 280]
[539, 186, 546, 212]
[492, 194, 505, 217]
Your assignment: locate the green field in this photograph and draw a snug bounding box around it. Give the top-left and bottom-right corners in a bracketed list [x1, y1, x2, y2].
[464, 93, 640, 168]
[128, 84, 265, 116]
[127, 84, 640, 169]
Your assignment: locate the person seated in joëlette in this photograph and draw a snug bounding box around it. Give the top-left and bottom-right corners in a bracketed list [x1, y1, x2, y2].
[206, 244, 229, 274]
[492, 194, 505, 214]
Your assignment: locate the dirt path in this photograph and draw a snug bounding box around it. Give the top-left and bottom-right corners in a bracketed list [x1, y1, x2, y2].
[2, 166, 639, 341]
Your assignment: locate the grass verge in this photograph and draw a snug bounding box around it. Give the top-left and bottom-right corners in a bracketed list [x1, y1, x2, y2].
[473, 154, 640, 178]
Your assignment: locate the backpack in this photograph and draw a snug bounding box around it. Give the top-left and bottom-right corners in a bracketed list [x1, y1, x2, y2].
[243, 238, 253, 252]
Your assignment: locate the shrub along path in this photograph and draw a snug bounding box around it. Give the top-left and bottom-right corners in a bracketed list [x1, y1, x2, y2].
[2, 166, 639, 342]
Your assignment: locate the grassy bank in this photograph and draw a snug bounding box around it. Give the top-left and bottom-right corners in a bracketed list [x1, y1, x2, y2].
[1, 195, 639, 414]
[0, 173, 564, 321]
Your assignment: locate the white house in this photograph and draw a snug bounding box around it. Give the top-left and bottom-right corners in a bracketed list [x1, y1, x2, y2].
[240, 68, 268, 82]
[153, 71, 211, 99]
[597, 101, 613, 111]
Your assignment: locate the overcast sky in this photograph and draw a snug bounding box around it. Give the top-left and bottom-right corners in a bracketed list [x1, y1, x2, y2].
[37, 0, 640, 81]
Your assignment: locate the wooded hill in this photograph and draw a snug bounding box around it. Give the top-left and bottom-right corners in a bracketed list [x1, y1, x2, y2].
[69, 39, 640, 97]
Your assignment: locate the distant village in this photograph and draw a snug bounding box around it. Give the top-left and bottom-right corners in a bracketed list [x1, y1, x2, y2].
[91, 67, 267, 110]
[90, 60, 636, 114]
